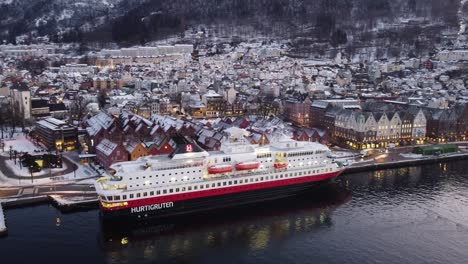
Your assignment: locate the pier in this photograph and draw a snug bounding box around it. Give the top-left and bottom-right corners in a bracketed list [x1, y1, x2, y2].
[0, 203, 7, 236]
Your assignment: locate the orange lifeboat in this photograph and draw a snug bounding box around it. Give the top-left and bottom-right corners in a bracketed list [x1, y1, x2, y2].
[208, 164, 233, 174]
[235, 161, 260, 171]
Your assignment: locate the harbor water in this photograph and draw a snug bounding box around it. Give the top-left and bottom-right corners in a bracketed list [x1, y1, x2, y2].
[1, 161, 468, 264]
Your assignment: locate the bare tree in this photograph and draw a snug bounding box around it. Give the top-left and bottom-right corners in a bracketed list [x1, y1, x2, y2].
[69, 96, 91, 122]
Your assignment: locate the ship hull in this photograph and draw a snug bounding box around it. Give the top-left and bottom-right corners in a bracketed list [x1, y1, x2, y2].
[100, 170, 343, 222]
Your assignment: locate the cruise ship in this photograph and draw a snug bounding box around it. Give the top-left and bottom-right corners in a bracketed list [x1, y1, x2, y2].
[95, 136, 347, 221]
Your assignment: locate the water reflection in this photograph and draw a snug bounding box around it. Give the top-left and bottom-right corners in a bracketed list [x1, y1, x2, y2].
[98, 184, 351, 264]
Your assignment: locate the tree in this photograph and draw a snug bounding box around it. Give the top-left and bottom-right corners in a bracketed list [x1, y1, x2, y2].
[97, 89, 107, 109]
[69, 96, 90, 121]
[331, 28, 347, 47]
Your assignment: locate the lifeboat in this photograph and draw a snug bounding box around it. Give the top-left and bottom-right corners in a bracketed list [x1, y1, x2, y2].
[208, 164, 233, 174]
[235, 161, 260, 171]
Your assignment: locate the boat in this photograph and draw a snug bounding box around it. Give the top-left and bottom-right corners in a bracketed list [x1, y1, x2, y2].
[95, 136, 347, 221]
[235, 161, 260, 171]
[208, 164, 233, 174]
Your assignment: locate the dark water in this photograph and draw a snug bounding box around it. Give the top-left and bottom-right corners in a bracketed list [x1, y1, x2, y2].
[2, 161, 468, 264]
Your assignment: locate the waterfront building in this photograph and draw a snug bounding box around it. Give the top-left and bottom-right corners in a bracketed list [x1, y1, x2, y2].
[34, 117, 78, 151]
[96, 139, 128, 169]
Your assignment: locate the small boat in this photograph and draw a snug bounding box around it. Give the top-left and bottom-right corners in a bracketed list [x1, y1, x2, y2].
[235, 161, 260, 171]
[208, 164, 233, 174]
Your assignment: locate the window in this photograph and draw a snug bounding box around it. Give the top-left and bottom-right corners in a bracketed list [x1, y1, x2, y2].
[176, 188, 180, 192]
[223, 182, 227, 186]
[150, 191, 154, 196]
[156, 190, 160, 195]
[200, 185, 204, 189]
[163, 190, 167, 194]
[122, 195, 127, 200]
[136, 193, 141, 198]
[129, 194, 134, 199]
[229, 181, 232, 185]
[107, 196, 113, 201]
[143, 192, 147, 197]
[188, 186, 192, 191]
[169, 189, 173, 193]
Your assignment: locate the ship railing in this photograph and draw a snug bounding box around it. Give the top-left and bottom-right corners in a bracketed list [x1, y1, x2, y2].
[102, 183, 128, 191]
[150, 161, 204, 172]
[202, 164, 330, 181]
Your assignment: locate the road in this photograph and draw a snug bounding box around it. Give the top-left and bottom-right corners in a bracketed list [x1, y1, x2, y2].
[0, 155, 78, 180]
[0, 182, 97, 200]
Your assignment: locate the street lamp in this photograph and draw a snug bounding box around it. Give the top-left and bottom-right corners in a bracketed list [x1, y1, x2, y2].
[29, 165, 33, 183]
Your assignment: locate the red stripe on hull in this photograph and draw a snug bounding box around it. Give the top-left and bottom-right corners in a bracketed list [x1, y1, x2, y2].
[102, 170, 343, 212]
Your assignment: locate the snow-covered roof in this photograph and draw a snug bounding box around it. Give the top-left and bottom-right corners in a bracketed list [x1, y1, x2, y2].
[96, 139, 119, 156]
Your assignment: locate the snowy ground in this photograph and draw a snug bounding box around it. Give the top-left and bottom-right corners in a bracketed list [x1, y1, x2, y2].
[1, 133, 42, 156]
[0, 133, 101, 186]
[4, 159, 68, 178]
[0, 203, 6, 232]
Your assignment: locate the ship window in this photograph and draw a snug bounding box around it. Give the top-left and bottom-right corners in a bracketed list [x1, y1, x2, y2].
[163, 190, 167, 194]
[143, 176, 146, 179]
[255, 178, 259, 182]
[143, 192, 147, 197]
[129, 194, 134, 199]
[150, 191, 154, 196]
[136, 193, 141, 198]
[182, 187, 186, 191]
[223, 182, 227, 186]
[122, 195, 127, 200]
[210, 184, 214, 188]
[240, 179, 243, 184]
[280, 175, 283, 178]
[229, 181, 232, 185]
[217, 183, 221, 187]
[200, 185, 204, 189]
[157, 190, 160, 195]
[107, 196, 113, 201]
[129, 178, 132, 180]
[169, 189, 173, 193]
[261, 177, 264, 181]
[162, 174, 165, 177]
[176, 188, 180, 192]
[194, 186, 197, 190]
[136, 177, 139, 179]
[188, 186, 192, 191]
[234, 180, 237, 184]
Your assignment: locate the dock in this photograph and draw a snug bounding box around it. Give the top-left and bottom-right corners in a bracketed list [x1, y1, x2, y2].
[344, 151, 468, 174]
[0, 203, 7, 237]
[49, 195, 98, 212]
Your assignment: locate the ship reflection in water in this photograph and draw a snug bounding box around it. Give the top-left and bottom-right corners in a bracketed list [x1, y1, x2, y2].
[98, 183, 351, 264]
